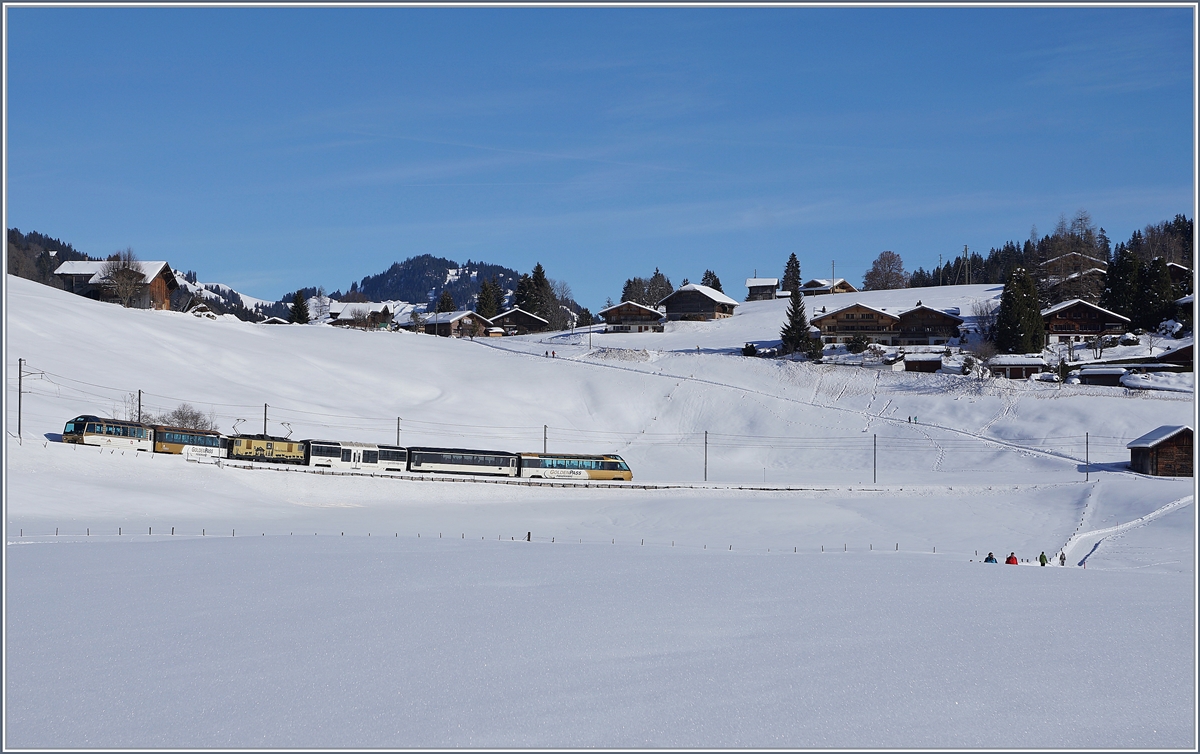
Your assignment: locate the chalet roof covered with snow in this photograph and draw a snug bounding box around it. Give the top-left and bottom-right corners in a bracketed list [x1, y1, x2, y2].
[425, 309, 482, 323]
[745, 278, 778, 288]
[1127, 425, 1192, 449]
[986, 355, 1046, 366]
[809, 302, 900, 322]
[798, 278, 857, 292]
[903, 353, 944, 362]
[597, 301, 662, 317]
[658, 284, 739, 308]
[492, 307, 548, 324]
[1040, 299, 1130, 322]
[54, 260, 173, 283]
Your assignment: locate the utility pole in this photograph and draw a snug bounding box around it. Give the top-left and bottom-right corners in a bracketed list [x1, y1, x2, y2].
[263, 404, 268, 436]
[396, 417, 401, 446]
[137, 389, 142, 423]
[1085, 432, 1089, 482]
[938, 254, 943, 286]
[963, 245, 970, 285]
[704, 430, 708, 482]
[17, 358, 23, 439]
[831, 261, 835, 286]
[543, 424, 547, 454]
[873, 433, 877, 484]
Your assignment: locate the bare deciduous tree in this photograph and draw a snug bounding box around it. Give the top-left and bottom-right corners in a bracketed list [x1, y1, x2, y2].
[862, 251, 909, 290]
[150, 403, 219, 431]
[100, 248, 146, 308]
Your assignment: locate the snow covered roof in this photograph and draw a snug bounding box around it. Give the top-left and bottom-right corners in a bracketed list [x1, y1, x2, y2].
[425, 310, 482, 323]
[903, 353, 944, 362]
[745, 278, 778, 288]
[1078, 366, 1128, 375]
[598, 301, 662, 317]
[493, 307, 549, 324]
[54, 260, 173, 284]
[329, 301, 394, 317]
[986, 355, 1046, 366]
[799, 278, 855, 291]
[809, 302, 899, 322]
[1175, 293, 1194, 305]
[658, 284, 739, 308]
[1041, 252, 1108, 267]
[1127, 425, 1192, 449]
[1040, 299, 1130, 322]
[898, 304, 964, 323]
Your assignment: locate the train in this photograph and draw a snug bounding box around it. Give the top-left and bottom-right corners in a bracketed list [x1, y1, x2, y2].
[60, 415, 633, 481]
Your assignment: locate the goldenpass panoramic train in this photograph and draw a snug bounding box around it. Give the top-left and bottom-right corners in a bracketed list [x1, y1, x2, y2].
[61, 415, 633, 481]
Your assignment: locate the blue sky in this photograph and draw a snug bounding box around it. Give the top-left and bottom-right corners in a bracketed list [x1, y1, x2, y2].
[5, 6, 1194, 308]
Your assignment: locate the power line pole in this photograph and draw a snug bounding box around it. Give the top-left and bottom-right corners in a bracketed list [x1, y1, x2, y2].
[873, 433, 877, 484]
[17, 358, 23, 439]
[1085, 432, 1089, 482]
[704, 430, 708, 482]
[543, 424, 547, 454]
[137, 389, 142, 423]
[263, 404, 268, 436]
[396, 417, 401, 446]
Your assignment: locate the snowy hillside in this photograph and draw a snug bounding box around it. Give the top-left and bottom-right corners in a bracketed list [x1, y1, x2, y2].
[4, 275, 1194, 748]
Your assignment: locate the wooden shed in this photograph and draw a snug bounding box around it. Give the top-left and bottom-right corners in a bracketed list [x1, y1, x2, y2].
[744, 277, 780, 301]
[1127, 425, 1193, 477]
[53, 260, 179, 310]
[423, 310, 488, 338]
[986, 355, 1045, 379]
[658, 284, 738, 321]
[598, 301, 664, 332]
[903, 353, 944, 373]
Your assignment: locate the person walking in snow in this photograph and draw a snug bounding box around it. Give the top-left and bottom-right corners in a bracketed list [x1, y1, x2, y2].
[984, 552, 998, 563]
[1039, 551, 1048, 566]
[1005, 552, 1018, 565]
[1060, 552, 1066, 566]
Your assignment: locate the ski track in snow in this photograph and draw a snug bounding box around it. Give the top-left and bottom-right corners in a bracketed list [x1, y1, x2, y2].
[1061, 494, 1194, 565]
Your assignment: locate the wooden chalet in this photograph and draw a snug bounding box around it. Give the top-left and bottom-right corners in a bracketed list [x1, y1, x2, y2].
[1127, 425, 1192, 477]
[1157, 342, 1193, 370]
[490, 307, 549, 335]
[896, 305, 963, 346]
[54, 260, 179, 310]
[986, 355, 1045, 379]
[424, 310, 487, 338]
[810, 303, 899, 345]
[1041, 299, 1130, 344]
[598, 301, 664, 333]
[744, 277, 780, 302]
[657, 284, 738, 321]
[1039, 252, 1108, 303]
[1167, 262, 1192, 291]
[798, 278, 858, 296]
[329, 301, 393, 329]
[1077, 365, 1128, 386]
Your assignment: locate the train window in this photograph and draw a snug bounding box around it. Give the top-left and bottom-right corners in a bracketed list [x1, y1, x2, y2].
[379, 449, 405, 462]
[341, 449, 352, 462]
[363, 451, 378, 464]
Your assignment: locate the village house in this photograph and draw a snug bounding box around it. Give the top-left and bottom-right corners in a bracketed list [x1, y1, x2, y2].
[1039, 252, 1108, 303]
[658, 284, 738, 321]
[490, 307, 549, 335]
[1076, 365, 1128, 386]
[328, 301, 393, 329]
[1157, 342, 1193, 370]
[424, 310, 487, 338]
[1041, 299, 1131, 344]
[986, 355, 1046, 379]
[597, 301, 664, 333]
[896, 305, 964, 346]
[1167, 262, 1192, 291]
[903, 353, 944, 373]
[744, 277, 780, 301]
[798, 278, 858, 296]
[810, 303, 899, 345]
[1127, 425, 1192, 477]
[53, 260, 179, 310]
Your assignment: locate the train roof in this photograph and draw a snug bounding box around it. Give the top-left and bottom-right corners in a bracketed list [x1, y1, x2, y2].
[150, 423, 221, 434]
[230, 433, 299, 442]
[518, 451, 625, 459]
[406, 446, 517, 456]
[70, 415, 148, 426]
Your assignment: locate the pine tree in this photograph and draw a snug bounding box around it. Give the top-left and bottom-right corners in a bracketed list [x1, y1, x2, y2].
[780, 287, 809, 354]
[781, 253, 801, 293]
[436, 290, 456, 313]
[289, 291, 310, 324]
[1099, 242, 1140, 320]
[700, 269, 723, 292]
[514, 274, 536, 311]
[647, 268, 674, 304]
[995, 267, 1044, 353]
[621, 277, 649, 305]
[529, 263, 554, 318]
[476, 278, 501, 319]
[1134, 257, 1175, 330]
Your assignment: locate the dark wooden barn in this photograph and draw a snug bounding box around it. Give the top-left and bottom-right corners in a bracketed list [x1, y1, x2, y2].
[1127, 426, 1193, 477]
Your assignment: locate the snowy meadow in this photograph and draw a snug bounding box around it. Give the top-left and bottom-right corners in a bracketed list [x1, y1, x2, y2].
[4, 277, 1195, 748]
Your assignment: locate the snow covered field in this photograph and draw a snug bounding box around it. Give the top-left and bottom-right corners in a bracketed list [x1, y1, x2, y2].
[4, 276, 1196, 748]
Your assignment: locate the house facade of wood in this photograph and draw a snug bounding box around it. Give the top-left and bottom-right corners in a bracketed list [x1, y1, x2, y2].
[798, 278, 858, 296]
[1041, 299, 1130, 343]
[1127, 425, 1193, 477]
[53, 260, 179, 310]
[490, 307, 549, 335]
[657, 284, 738, 321]
[424, 310, 486, 338]
[598, 301, 664, 332]
[329, 302, 393, 329]
[896, 305, 963, 346]
[744, 277, 780, 301]
[811, 304, 899, 344]
[1039, 252, 1108, 303]
[903, 353, 944, 372]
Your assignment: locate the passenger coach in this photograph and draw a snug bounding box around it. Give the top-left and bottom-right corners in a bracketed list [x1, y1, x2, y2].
[62, 415, 153, 451]
[518, 453, 632, 481]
